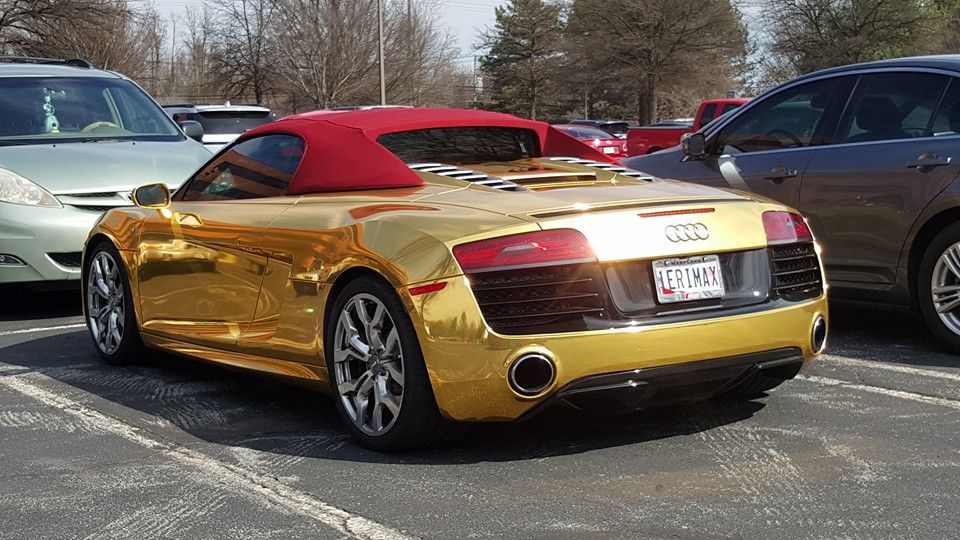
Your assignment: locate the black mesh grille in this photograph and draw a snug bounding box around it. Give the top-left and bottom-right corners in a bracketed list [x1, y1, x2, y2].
[769, 242, 822, 300]
[468, 263, 605, 334]
[48, 252, 83, 268]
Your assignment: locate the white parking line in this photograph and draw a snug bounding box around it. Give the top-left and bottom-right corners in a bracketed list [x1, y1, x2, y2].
[0, 371, 413, 540]
[820, 354, 960, 383]
[800, 375, 960, 411]
[0, 323, 85, 337]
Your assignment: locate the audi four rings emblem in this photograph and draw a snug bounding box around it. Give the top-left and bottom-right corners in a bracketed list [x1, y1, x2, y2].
[665, 223, 710, 242]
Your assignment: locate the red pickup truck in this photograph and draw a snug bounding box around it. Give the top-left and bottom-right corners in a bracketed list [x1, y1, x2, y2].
[625, 98, 749, 156]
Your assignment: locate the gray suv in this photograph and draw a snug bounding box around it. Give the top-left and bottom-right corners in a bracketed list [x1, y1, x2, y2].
[627, 55, 960, 353]
[0, 57, 210, 287]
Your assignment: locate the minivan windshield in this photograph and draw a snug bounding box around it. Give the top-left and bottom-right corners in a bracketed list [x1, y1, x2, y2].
[0, 77, 181, 145]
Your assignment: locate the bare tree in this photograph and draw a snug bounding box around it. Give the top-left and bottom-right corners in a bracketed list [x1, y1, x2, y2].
[759, 0, 931, 83]
[209, 0, 276, 103]
[566, 0, 746, 124]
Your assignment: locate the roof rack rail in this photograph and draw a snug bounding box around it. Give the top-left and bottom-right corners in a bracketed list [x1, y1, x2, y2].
[0, 56, 94, 69]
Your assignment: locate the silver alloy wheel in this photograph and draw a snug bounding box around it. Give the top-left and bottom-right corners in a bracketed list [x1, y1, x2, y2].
[86, 250, 125, 355]
[932, 242, 960, 335]
[333, 293, 405, 436]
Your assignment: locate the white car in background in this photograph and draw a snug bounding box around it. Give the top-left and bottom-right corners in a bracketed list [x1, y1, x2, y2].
[162, 102, 276, 152]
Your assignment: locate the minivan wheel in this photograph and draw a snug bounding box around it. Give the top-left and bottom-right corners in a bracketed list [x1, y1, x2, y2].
[918, 222, 960, 354]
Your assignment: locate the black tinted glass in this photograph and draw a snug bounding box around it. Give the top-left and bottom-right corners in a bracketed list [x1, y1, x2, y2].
[377, 127, 541, 164]
[198, 111, 275, 134]
[839, 73, 948, 143]
[700, 103, 718, 125]
[932, 79, 960, 136]
[717, 77, 848, 153]
[180, 134, 304, 201]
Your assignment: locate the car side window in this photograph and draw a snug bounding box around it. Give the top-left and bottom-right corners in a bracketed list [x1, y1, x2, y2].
[699, 103, 718, 126]
[714, 77, 851, 154]
[931, 79, 960, 136]
[837, 73, 949, 144]
[179, 134, 305, 201]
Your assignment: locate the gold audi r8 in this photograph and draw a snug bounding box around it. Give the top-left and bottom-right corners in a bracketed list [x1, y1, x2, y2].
[82, 108, 828, 450]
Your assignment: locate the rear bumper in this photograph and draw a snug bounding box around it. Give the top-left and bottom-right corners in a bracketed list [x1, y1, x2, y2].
[518, 347, 803, 419]
[404, 276, 826, 421]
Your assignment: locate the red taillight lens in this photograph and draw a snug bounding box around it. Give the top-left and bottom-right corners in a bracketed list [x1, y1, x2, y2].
[453, 229, 595, 272]
[762, 211, 813, 245]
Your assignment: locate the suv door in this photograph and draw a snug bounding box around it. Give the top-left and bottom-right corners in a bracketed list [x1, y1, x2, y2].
[136, 134, 305, 349]
[633, 76, 854, 209]
[798, 72, 960, 285]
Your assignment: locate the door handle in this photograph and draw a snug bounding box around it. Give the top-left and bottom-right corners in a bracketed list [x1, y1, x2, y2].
[764, 165, 798, 183]
[908, 153, 951, 171]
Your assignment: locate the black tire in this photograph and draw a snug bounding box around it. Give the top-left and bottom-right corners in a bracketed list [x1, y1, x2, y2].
[917, 222, 960, 354]
[83, 241, 145, 365]
[324, 275, 457, 451]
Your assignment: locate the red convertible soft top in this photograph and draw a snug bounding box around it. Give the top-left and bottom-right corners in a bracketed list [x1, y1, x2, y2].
[237, 108, 616, 194]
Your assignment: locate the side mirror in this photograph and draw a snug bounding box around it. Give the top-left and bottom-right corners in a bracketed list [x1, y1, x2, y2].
[132, 183, 171, 208]
[681, 132, 707, 160]
[178, 120, 204, 142]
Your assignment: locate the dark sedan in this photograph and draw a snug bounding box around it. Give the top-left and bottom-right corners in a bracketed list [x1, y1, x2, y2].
[626, 54, 960, 353]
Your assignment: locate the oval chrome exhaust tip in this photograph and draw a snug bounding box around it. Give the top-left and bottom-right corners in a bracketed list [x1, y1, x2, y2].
[812, 315, 827, 354]
[508, 353, 556, 396]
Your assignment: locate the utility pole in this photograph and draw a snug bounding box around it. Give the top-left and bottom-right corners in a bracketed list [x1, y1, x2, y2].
[377, 0, 386, 105]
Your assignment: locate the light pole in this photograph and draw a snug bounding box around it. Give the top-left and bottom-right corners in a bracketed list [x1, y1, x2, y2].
[377, 0, 386, 105]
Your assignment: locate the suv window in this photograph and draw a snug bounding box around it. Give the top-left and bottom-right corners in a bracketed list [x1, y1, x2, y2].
[930, 79, 960, 136]
[197, 110, 275, 135]
[838, 73, 949, 143]
[699, 103, 718, 125]
[179, 134, 305, 201]
[715, 77, 850, 154]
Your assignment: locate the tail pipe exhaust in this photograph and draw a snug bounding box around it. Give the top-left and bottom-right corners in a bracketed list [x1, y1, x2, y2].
[812, 315, 827, 354]
[508, 353, 556, 396]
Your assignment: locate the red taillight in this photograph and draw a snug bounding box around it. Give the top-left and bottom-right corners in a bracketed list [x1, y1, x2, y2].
[763, 211, 813, 245]
[453, 229, 595, 272]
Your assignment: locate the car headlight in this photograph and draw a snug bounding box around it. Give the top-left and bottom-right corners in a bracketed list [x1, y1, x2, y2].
[0, 168, 62, 207]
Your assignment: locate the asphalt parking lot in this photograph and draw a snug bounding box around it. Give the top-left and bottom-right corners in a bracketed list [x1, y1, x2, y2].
[1, 286, 957, 539]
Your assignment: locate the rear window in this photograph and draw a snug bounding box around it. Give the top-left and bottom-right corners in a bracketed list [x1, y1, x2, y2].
[376, 127, 541, 165]
[198, 111, 274, 135]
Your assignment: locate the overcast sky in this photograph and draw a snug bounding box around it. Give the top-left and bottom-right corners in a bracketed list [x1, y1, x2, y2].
[151, 0, 507, 66]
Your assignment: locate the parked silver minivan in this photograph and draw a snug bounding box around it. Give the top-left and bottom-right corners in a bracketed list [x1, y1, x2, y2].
[0, 58, 211, 286]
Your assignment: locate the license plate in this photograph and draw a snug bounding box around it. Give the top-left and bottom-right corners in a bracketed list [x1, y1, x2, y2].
[652, 255, 725, 303]
[602, 146, 618, 154]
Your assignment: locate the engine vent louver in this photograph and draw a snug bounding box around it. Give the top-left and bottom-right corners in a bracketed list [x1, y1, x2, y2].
[768, 242, 823, 300]
[467, 263, 606, 334]
[408, 163, 526, 191]
[547, 157, 652, 180]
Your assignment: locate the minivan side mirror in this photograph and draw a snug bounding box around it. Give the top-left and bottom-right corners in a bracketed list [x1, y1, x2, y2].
[132, 183, 171, 208]
[178, 120, 204, 142]
[681, 132, 707, 160]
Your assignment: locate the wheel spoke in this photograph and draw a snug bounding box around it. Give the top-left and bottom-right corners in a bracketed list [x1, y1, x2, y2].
[943, 245, 960, 279]
[371, 402, 385, 431]
[936, 296, 960, 314]
[337, 368, 373, 396]
[383, 359, 404, 387]
[383, 327, 399, 356]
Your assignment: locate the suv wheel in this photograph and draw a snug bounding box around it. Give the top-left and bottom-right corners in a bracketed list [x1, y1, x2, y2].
[918, 222, 960, 354]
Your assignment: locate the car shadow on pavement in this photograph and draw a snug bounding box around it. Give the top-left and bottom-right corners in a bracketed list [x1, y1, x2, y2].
[0, 285, 82, 321]
[2, 331, 765, 464]
[828, 299, 959, 367]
